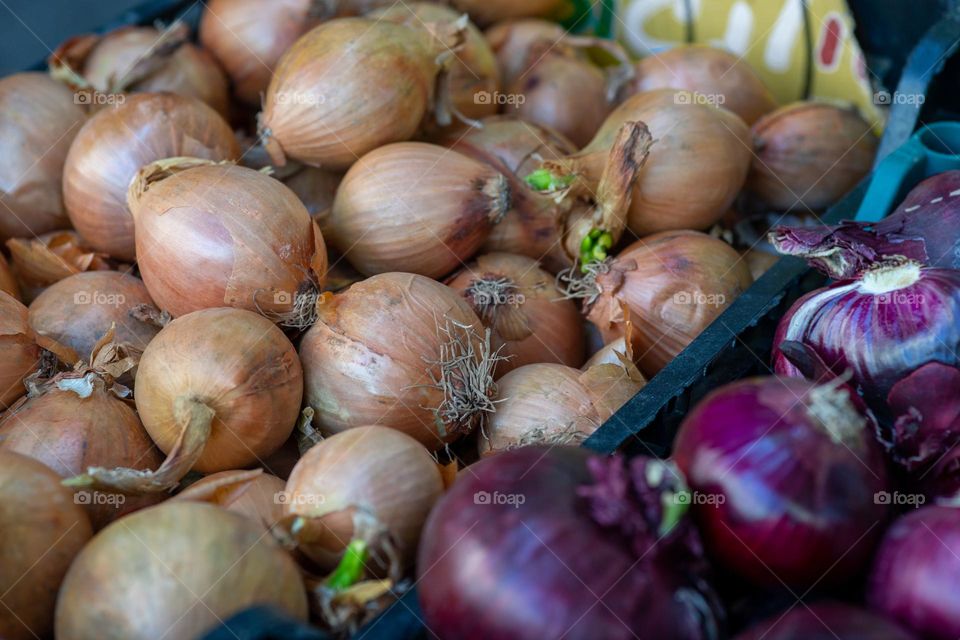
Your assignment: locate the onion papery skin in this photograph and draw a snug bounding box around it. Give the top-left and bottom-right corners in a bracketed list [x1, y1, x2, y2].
[260, 18, 444, 170]
[131, 161, 325, 319]
[55, 502, 308, 640]
[0, 291, 42, 409]
[7, 231, 112, 303]
[328, 143, 509, 279]
[748, 102, 877, 211]
[299, 272, 490, 450]
[417, 447, 722, 640]
[199, 0, 322, 106]
[438, 116, 576, 273]
[0, 252, 19, 300]
[63, 92, 239, 261]
[0, 382, 164, 530]
[448, 253, 584, 375]
[773, 263, 960, 409]
[868, 506, 960, 640]
[588, 231, 753, 377]
[372, 3, 501, 122]
[28, 271, 159, 364]
[735, 602, 917, 640]
[451, 0, 567, 26]
[485, 20, 567, 87]
[179, 470, 287, 529]
[0, 451, 93, 640]
[135, 308, 303, 473]
[0, 73, 86, 240]
[574, 89, 753, 236]
[625, 46, 777, 125]
[285, 425, 444, 568]
[673, 376, 889, 588]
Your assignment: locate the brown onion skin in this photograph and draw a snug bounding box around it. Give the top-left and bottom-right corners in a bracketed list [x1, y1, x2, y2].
[372, 3, 501, 121]
[28, 271, 159, 363]
[180, 470, 287, 528]
[79, 26, 230, 115]
[447, 253, 584, 375]
[299, 273, 487, 450]
[0, 73, 86, 240]
[55, 502, 308, 640]
[624, 46, 777, 125]
[6, 231, 113, 303]
[200, 0, 322, 105]
[452, 0, 567, 26]
[0, 252, 20, 300]
[63, 92, 239, 261]
[135, 308, 303, 473]
[285, 425, 444, 568]
[748, 102, 878, 211]
[131, 162, 325, 319]
[577, 89, 753, 236]
[260, 18, 442, 170]
[437, 116, 576, 272]
[328, 142, 509, 279]
[0, 292, 41, 409]
[485, 20, 567, 87]
[0, 384, 164, 530]
[588, 231, 753, 377]
[0, 451, 93, 640]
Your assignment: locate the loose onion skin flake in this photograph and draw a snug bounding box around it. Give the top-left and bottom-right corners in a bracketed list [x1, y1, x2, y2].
[0, 291, 43, 409]
[6, 231, 112, 303]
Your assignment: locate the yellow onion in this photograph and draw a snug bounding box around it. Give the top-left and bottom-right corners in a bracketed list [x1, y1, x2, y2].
[0, 292, 43, 409]
[585, 231, 753, 377]
[447, 252, 584, 375]
[71, 308, 303, 496]
[744, 248, 780, 281]
[437, 116, 577, 272]
[372, 3, 501, 122]
[176, 469, 287, 529]
[200, 0, 324, 105]
[485, 19, 567, 86]
[259, 18, 459, 170]
[7, 231, 112, 303]
[0, 73, 86, 240]
[477, 361, 644, 456]
[328, 143, 509, 278]
[748, 102, 878, 211]
[582, 321, 636, 369]
[0, 451, 92, 640]
[129, 158, 327, 321]
[55, 502, 308, 640]
[452, 0, 568, 25]
[0, 349, 164, 529]
[50, 23, 229, 115]
[0, 252, 20, 300]
[63, 93, 239, 261]
[625, 45, 777, 125]
[546, 89, 752, 236]
[28, 271, 159, 364]
[284, 425, 444, 569]
[300, 273, 495, 449]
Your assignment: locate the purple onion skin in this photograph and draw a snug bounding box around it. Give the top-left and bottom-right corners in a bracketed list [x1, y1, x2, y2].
[886, 362, 960, 471]
[417, 447, 721, 640]
[735, 601, 917, 640]
[672, 377, 889, 588]
[770, 171, 960, 279]
[868, 506, 960, 640]
[772, 264, 960, 409]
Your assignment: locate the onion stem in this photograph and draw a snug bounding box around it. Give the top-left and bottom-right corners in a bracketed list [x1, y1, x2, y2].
[325, 539, 369, 591]
[859, 259, 922, 294]
[524, 168, 574, 192]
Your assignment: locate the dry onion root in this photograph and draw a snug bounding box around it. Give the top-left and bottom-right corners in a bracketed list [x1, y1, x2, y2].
[259, 17, 464, 170]
[0, 451, 93, 640]
[67, 308, 303, 494]
[299, 272, 500, 450]
[477, 361, 645, 456]
[447, 252, 585, 375]
[128, 158, 327, 323]
[49, 22, 230, 115]
[0, 73, 86, 240]
[328, 143, 510, 279]
[54, 502, 308, 640]
[6, 231, 112, 303]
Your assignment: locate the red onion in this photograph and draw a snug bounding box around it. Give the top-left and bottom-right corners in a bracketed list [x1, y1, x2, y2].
[773, 260, 960, 410]
[868, 506, 960, 639]
[735, 602, 917, 640]
[418, 447, 722, 639]
[672, 376, 889, 588]
[770, 171, 960, 279]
